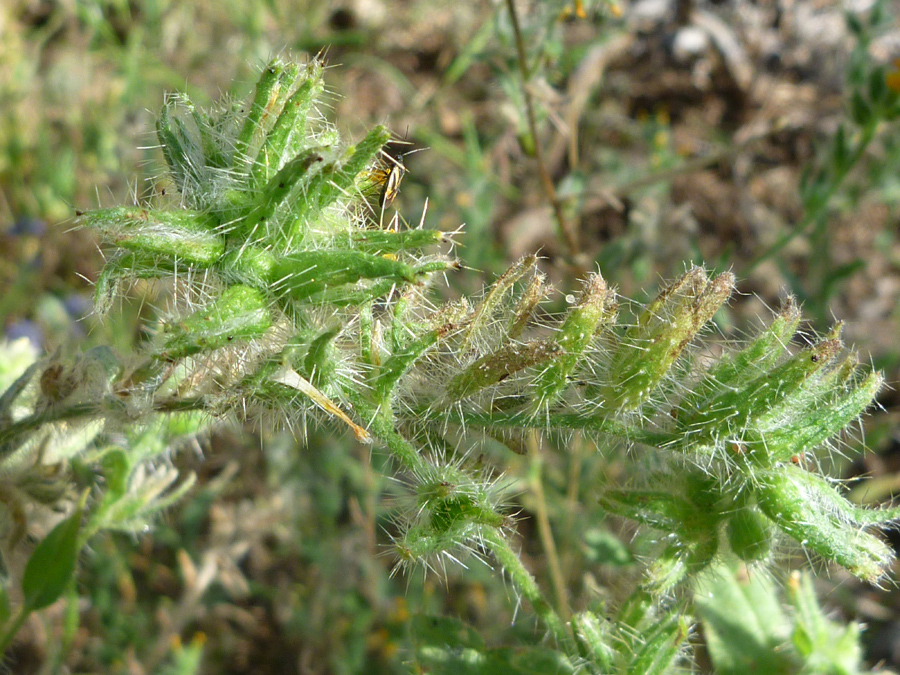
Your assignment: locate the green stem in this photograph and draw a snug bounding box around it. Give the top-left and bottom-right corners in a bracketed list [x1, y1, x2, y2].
[347, 393, 427, 475]
[0, 605, 31, 655]
[0, 402, 96, 450]
[480, 528, 574, 650]
[412, 408, 679, 449]
[0, 396, 206, 450]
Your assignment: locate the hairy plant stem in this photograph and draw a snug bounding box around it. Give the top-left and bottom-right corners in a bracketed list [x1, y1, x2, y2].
[347, 394, 576, 641]
[480, 527, 574, 649]
[0, 396, 206, 450]
[414, 407, 678, 449]
[347, 392, 428, 475]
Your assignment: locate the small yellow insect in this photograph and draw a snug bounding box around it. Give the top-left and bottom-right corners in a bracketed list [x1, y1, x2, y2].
[367, 145, 424, 210]
[378, 159, 406, 209]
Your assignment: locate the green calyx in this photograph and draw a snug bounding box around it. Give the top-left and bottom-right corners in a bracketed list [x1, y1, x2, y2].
[599, 268, 735, 413]
[78, 55, 456, 449]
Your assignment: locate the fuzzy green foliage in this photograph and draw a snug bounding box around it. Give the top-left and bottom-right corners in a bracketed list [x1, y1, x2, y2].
[0, 57, 896, 671]
[697, 565, 881, 675]
[572, 591, 690, 674]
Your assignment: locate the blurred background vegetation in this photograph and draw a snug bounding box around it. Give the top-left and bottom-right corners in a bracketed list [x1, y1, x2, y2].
[1, 0, 899, 672]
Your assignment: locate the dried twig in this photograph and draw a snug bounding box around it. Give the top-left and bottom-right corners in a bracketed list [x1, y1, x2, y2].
[505, 0, 581, 261]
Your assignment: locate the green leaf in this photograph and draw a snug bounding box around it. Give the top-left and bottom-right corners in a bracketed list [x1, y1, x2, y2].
[246, 147, 329, 241]
[756, 467, 893, 581]
[726, 509, 774, 562]
[845, 11, 864, 37]
[251, 60, 324, 188]
[375, 321, 460, 400]
[22, 502, 84, 611]
[234, 60, 303, 170]
[752, 367, 882, 464]
[410, 614, 486, 674]
[157, 100, 201, 196]
[627, 612, 689, 675]
[583, 528, 633, 566]
[409, 614, 577, 675]
[351, 228, 449, 255]
[677, 338, 842, 450]
[273, 250, 419, 302]
[788, 572, 866, 673]
[700, 568, 878, 675]
[830, 124, 849, 172]
[678, 297, 801, 418]
[850, 90, 871, 126]
[0, 585, 10, 626]
[101, 449, 130, 500]
[158, 284, 272, 361]
[869, 66, 888, 107]
[695, 564, 793, 675]
[572, 612, 616, 670]
[79, 206, 225, 266]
